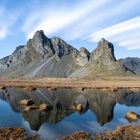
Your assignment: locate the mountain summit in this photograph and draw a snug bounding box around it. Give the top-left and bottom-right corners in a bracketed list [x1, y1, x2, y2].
[89, 38, 127, 74]
[0, 30, 136, 78]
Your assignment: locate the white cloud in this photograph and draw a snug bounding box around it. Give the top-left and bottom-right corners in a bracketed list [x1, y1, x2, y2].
[63, 0, 140, 41]
[21, 0, 140, 50]
[0, 6, 19, 39]
[88, 16, 140, 50]
[0, 28, 7, 39]
[22, 0, 110, 39]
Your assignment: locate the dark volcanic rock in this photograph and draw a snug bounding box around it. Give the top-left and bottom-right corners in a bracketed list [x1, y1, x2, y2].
[76, 47, 90, 66]
[119, 57, 140, 75]
[90, 38, 127, 74]
[0, 30, 79, 78]
[90, 38, 116, 62]
[51, 37, 77, 60]
[0, 45, 25, 70]
[0, 56, 9, 69]
[0, 31, 136, 78]
[7, 45, 25, 66]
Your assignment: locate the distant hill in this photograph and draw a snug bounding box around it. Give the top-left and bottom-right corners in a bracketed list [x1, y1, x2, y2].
[0, 30, 137, 78]
[119, 57, 140, 76]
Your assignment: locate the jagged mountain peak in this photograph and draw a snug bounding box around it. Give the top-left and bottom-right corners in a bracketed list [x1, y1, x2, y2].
[91, 38, 116, 61]
[88, 38, 127, 74]
[0, 30, 136, 78]
[79, 47, 90, 58]
[34, 30, 45, 36]
[75, 47, 90, 67]
[51, 36, 62, 43]
[31, 30, 49, 47]
[14, 45, 25, 53]
[29, 31, 77, 59]
[27, 30, 52, 58]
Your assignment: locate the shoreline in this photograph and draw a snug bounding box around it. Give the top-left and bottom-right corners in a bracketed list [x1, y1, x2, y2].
[61, 125, 140, 140]
[0, 77, 140, 91]
[0, 125, 139, 140]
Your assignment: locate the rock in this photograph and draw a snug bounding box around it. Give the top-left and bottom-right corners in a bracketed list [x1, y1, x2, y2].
[0, 30, 79, 78]
[76, 47, 90, 66]
[38, 103, 52, 111]
[47, 87, 57, 91]
[22, 103, 52, 112]
[72, 95, 88, 112]
[31, 30, 54, 59]
[0, 128, 26, 140]
[125, 111, 140, 122]
[119, 57, 140, 75]
[61, 125, 140, 140]
[0, 86, 6, 90]
[20, 99, 34, 106]
[62, 131, 92, 140]
[6, 45, 25, 68]
[0, 128, 38, 140]
[38, 103, 48, 111]
[102, 125, 140, 140]
[51, 37, 76, 60]
[89, 38, 127, 74]
[23, 105, 39, 111]
[23, 87, 37, 91]
[90, 38, 116, 62]
[72, 104, 83, 112]
[0, 56, 10, 69]
[73, 95, 88, 110]
[0, 30, 135, 78]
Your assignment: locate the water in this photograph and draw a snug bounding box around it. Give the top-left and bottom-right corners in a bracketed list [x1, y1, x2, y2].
[0, 88, 140, 139]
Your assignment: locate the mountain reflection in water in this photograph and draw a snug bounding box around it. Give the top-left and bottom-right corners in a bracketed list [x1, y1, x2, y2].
[0, 88, 140, 139]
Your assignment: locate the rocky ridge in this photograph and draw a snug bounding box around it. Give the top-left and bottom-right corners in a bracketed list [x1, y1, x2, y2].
[89, 38, 126, 74]
[0, 30, 136, 78]
[119, 57, 140, 76]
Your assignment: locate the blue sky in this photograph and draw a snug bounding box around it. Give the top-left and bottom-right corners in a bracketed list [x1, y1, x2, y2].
[0, 0, 140, 59]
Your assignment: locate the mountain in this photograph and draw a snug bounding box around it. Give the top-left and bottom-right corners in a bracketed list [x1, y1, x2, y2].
[0, 30, 135, 78]
[89, 39, 128, 74]
[119, 57, 140, 76]
[0, 30, 80, 78]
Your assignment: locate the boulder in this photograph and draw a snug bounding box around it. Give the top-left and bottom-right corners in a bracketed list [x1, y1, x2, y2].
[72, 95, 88, 112]
[38, 103, 52, 111]
[74, 95, 88, 108]
[20, 99, 34, 106]
[24, 105, 39, 111]
[125, 111, 140, 122]
[23, 87, 37, 91]
[72, 104, 83, 112]
[0, 86, 6, 90]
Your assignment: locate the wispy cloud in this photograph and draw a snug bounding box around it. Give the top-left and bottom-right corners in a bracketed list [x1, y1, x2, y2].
[0, 6, 19, 39]
[63, 0, 140, 41]
[88, 16, 140, 50]
[22, 0, 110, 39]
[21, 0, 140, 50]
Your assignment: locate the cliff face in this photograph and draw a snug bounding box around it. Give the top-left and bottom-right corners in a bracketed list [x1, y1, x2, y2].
[0, 30, 134, 78]
[90, 38, 126, 74]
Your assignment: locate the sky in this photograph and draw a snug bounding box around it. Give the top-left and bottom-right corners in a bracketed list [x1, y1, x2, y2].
[0, 0, 140, 59]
